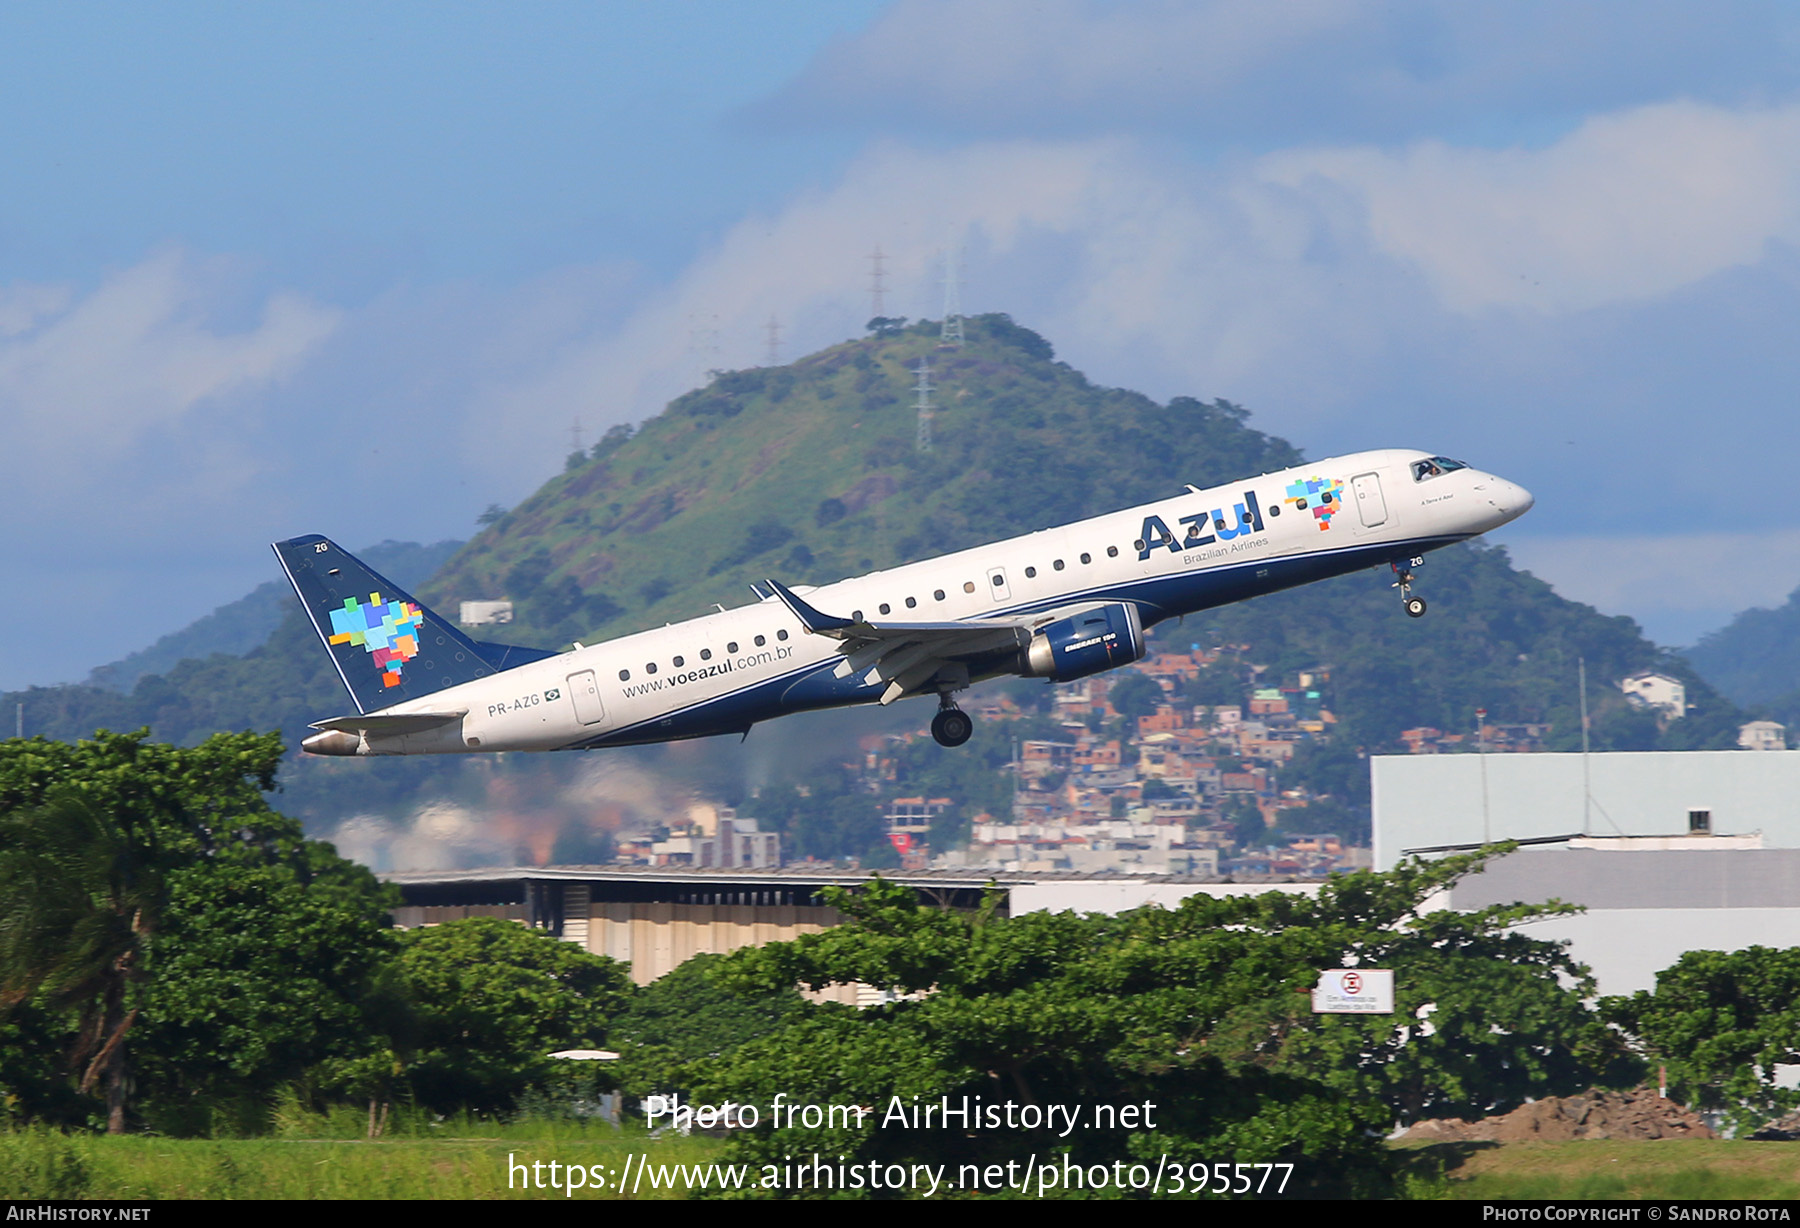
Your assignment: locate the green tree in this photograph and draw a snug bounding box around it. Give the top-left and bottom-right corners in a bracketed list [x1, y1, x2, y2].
[1602, 947, 1800, 1133]
[390, 917, 633, 1115]
[131, 856, 397, 1135]
[0, 731, 402, 1134]
[1213, 856, 1630, 1124]
[682, 852, 1614, 1198]
[0, 793, 161, 1132]
[610, 953, 806, 1098]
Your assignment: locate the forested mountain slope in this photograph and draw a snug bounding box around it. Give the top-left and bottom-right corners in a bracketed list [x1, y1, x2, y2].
[1683, 586, 1800, 708]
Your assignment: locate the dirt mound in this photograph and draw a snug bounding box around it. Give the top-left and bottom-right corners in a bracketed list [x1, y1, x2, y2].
[1400, 1089, 1714, 1142]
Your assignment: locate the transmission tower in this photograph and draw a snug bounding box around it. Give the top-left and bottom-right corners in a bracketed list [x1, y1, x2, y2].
[764, 313, 782, 366]
[939, 244, 964, 348]
[869, 245, 887, 320]
[688, 313, 722, 384]
[914, 358, 934, 453]
[569, 416, 584, 454]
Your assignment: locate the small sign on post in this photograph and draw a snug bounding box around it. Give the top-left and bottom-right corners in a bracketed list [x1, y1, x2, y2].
[1311, 968, 1395, 1014]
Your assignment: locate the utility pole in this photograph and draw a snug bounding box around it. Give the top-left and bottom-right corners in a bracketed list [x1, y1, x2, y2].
[1476, 707, 1489, 844]
[764, 313, 782, 366]
[1579, 657, 1592, 836]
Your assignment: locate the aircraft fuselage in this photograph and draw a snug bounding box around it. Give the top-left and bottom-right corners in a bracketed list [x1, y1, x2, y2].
[282, 448, 1531, 755]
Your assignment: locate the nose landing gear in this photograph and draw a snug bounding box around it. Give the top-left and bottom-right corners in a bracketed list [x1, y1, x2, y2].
[1391, 557, 1427, 618]
[930, 693, 973, 747]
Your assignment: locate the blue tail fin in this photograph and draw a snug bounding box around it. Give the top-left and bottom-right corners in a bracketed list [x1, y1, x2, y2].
[273, 534, 556, 714]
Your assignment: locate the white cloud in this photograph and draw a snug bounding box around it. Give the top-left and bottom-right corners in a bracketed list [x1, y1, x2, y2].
[0, 282, 73, 337]
[460, 98, 1800, 491]
[763, 0, 1800, 142]
[0, 249, 341, 487]
[1262, 102, 1800, 313]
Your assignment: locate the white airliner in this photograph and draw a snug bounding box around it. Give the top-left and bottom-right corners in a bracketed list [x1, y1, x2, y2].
[275, 449, 1531, 756]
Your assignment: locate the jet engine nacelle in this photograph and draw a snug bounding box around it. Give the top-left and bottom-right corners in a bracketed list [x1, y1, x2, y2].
[1021, 601, 1147, 682]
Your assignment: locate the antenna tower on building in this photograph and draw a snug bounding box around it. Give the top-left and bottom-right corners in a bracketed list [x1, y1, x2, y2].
[914, 357, 934, 453]
[939, 244, 964, 348]
[869, 245, 887, 321]
[764, 313, 782, 366]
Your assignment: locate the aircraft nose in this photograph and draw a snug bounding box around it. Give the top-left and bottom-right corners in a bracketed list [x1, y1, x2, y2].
[1490, 477, 1534, 521]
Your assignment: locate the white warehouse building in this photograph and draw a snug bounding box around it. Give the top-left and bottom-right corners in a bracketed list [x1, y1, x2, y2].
[1374, 750, 1800, 994]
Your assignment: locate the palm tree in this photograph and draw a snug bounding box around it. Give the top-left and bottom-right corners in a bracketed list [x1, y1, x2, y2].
[0, 792, 161, 1132]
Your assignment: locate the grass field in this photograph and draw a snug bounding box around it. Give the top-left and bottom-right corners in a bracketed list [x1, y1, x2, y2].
[1400, 1139, 1800, 1200]
[7, 1129, 1800, 1199]
[0, 1124, 727, 1200]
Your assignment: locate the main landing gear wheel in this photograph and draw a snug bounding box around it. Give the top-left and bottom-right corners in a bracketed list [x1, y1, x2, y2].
[931, 706, 973, 748]
[1405, 596, 1427, 618]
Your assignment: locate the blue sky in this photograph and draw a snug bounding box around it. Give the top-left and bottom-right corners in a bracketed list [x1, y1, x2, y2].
[6, 1, 1800, 690]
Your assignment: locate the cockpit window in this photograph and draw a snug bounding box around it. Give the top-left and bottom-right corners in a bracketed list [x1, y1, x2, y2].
[1412, 456, 1469, 482]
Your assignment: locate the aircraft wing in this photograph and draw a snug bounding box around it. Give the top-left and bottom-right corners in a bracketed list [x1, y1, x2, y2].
[765, 578, 1035, 704]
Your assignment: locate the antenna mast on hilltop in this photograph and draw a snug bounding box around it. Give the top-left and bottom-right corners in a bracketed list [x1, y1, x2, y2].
[869, 245, 887, 321]
[764, 313, 782, 366]
[569, 416, 584, 455]
[939, 244, 964, 349]
[914, 358, 934, 453]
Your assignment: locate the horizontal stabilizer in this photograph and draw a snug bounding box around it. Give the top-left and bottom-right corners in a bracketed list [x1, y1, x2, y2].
[310, 711, 467, 736]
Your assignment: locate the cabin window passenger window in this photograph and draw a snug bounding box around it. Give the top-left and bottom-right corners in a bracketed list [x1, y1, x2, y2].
[1080, 552, 1091, 564]
[1025, 566, 1037, 578]
[777, 629, 789, 641]
[727, 641, 739, 653]
[754, 635, 765, 647]
[619, 669, 630, 681]
[1268, 505, 1280, 517]
[700, 649, 712, 660]
[1107, 545, 1118, 557]
[879, 603, 891, 615]
[934, 589, 946, 601]
[1053, 559, 1065, 571]
[905, 596, 917, 608]
[672, 656, 684, 668]
[963, 581, 976, 593]
[646, 663, 657, 675]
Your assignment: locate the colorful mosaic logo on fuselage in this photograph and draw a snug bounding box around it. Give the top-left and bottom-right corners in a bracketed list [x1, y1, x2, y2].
[328, 593, 425, 688]
[1284, 476, 1344, 530]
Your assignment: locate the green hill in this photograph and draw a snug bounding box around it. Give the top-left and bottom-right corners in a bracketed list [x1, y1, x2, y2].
[419, 314, 1299, 648]
[0, 315, 1748, 852]
[1683, 586, 1800, 707]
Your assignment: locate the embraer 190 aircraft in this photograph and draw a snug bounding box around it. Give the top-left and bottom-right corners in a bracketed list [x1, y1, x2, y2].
[275, 449, 1531, 756]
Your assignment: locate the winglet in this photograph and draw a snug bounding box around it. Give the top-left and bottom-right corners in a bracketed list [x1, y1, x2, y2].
[765, 578, 857, 635]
